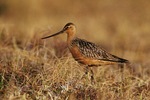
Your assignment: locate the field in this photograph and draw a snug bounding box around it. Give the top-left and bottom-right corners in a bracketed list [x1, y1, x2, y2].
[0, 0, 150, 100]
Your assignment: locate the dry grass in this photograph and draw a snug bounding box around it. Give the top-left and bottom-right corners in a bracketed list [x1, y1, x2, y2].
[0, 0, 150, 100]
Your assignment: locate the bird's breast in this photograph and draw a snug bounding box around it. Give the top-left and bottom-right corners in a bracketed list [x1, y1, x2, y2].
[69, 45, 84, 63]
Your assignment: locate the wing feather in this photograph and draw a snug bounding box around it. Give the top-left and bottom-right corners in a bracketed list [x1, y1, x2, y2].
[72, 38, 128, 63]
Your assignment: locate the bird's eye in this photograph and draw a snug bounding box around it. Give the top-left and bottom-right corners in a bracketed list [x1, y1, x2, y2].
[67, 26, 71, 28]
[63, 26, 71, 30]
[65, 26, 70, 29]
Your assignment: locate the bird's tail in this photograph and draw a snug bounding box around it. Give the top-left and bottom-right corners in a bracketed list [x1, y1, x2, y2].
[119, 58, 129, 63]
[111, 54, 129, 64]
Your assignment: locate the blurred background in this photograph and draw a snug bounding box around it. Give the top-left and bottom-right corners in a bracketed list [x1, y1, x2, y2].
[0, 0, 150, 63]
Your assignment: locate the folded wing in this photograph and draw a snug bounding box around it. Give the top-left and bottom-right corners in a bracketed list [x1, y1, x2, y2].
[72, 38, 128, 63]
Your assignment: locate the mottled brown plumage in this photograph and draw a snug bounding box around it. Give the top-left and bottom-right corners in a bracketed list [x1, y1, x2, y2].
[70, 37, 128, 66]
[42, 22, 129, 83]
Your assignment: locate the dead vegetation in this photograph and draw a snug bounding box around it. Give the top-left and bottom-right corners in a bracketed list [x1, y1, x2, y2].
[0, 0, 150, 100]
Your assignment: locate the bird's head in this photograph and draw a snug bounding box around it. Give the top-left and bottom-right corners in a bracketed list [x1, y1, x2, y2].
[42, 22, 76, 39]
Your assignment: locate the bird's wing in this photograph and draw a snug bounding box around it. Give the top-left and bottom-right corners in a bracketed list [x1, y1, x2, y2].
[72, 38, 128, 63]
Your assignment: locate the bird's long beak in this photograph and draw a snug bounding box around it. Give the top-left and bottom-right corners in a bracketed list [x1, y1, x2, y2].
[41, 30, 64, 39]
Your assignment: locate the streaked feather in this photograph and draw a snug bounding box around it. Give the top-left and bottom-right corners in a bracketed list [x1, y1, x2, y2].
[71, 38, 128, 63]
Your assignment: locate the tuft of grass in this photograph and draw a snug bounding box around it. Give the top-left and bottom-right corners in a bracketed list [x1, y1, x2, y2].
[0, 0, 150, 100]
[0, 41, 149, 99]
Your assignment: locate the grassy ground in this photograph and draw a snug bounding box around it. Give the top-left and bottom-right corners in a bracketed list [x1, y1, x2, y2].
[0, 0, 150, 100]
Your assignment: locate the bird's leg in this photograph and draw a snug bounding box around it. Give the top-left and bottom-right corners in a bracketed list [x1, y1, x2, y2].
[89, 67, 95, 84]
[118, 63, 124, 82]
[81, 66, 89, 79]
[81, 66, 96, 84]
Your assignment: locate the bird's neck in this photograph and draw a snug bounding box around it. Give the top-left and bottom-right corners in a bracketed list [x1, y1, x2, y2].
[67, 32, 76, 47]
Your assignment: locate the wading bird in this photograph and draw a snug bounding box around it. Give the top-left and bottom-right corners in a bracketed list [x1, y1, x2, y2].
[42, 22, 129, 83]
